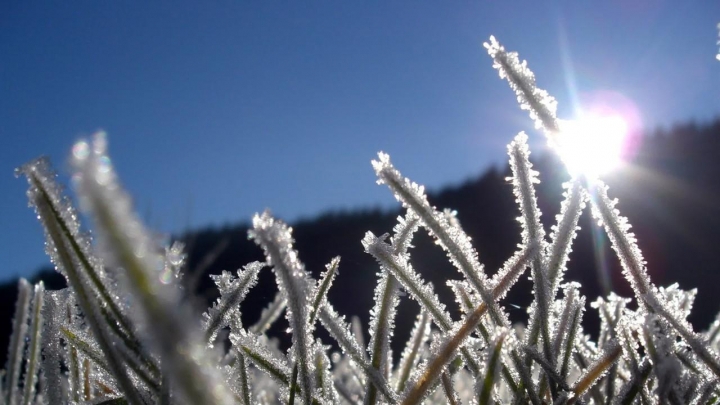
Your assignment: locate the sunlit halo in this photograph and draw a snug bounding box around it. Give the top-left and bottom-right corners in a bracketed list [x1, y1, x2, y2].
[553, 114, 629, 179]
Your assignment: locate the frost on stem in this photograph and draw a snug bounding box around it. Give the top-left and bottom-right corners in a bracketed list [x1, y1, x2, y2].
[230, 330, 291, 388]
[4, 279, 31, 405]
[507, 132, 546, 259]
[70, 132, 234, 405]
[318, 304, 398, 404]
[400, 248, 533, 405]
[203, 261, 263, 344]
[309, 257, 341, 330]
[20, 282, 44, 405]
[16, 157, 132, 337]
[508, 133, 553, 358]
[365, 212, 419, 405]
[15, 158, 107, 283]
[484, 36, 560, 138]
[363, 232, 453, 332]
[40, 291, 65, 402]
[249, 211, 314, 405]
[589, 182, 654, 305]
[395, 311, 431, 393]
[546, 180, 586, 293]
[372, 152, 504, 326]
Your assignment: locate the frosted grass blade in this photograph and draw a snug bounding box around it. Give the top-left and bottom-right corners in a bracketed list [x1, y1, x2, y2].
[289, 257, 339, 405]
[231, 331, 327, 405]
[60, 327, 110, 376]
[309, 257, 340, 328]
[35, 191, 143, 405]
[4, 279, 31, 405]
[396, 311, 430, 393]
[203, 262, 263, 344]
[17, 159, 135, 341]
[20, 283, 44, 405]
[590, 181, 720, 379]
[509, 350, 541, 405]
[226, 350, 251, 405]
[17, 158, 157, 386]
[71, 133, 233, 405]
[521, 346, 569, 392]
[231, 330, 291, 388]
[508, 133, 553, 361]
[478, 329, 508, 405]
[546, 180, 585, 294]
[249, 211, 314, 405]
[314, 344, 340, 405]
[566, 340, 622, 405]
[440, 371, 460, 405]
[551, 284, 578, 364]
[560, 305, 583, 381]
[400, 247, 534, 405]
[484, 36, 560, 137]
[363, 232, 453, 332]
[365, 212, 418, 405]
[319, 305, 398, 404]
[364, 272, 400, 405]
[449, 281, 521, 399]
[40, 291, 65, 402]
[363, 232, 484, 375]
[372, 153, 505, 326]
[613, 360, 652, 405]
[60, 326, 158, 393]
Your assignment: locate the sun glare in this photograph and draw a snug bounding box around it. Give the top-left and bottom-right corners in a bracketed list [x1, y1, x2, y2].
[553, 114, 629, 179]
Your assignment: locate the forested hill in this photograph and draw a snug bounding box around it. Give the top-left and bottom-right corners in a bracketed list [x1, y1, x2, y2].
[2, 119, 720, 360]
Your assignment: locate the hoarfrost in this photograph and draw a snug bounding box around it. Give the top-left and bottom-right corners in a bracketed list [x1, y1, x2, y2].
[71, 132, 234, 405]
[372, 153, 503, 326]
[363, 231, 452, 331]
[484, 36, 560, 137]
[4, 279, 32, 405]
[203, 261, 263, 345]
[249, 211, 314, 405]
[20, 282, 44, 405]
[546, 180, 586, 293]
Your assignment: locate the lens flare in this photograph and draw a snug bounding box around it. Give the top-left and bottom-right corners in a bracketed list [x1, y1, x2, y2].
[553, 114, 629, 179]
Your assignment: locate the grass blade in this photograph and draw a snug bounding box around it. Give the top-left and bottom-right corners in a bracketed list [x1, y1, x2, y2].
[20, 283, 44, 405]
[71, 133, 233, 405]
[4, 279, 31, 405]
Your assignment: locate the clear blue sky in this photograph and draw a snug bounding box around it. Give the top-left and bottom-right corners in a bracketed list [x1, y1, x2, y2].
[1, 1, 718, 281]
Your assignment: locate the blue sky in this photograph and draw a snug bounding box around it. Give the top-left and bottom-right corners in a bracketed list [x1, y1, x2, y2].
[1, 1, 719, 281]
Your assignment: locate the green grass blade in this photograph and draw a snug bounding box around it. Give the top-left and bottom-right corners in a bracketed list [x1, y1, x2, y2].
[4, 279, 31, 405]
[20, 283, 44, 405]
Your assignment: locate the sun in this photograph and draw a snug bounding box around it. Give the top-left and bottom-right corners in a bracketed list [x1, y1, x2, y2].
[552, 113, 629, 179]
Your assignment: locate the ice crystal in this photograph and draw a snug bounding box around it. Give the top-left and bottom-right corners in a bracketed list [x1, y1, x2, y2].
[71, 133, 234, 405]
[249, 211, 315, 405]
[484, 36, 559, 137]
[204, 262, 263, 344]
[309, 257, 341, 331]
[363, 232, 453, 332]
[4, 279, 31, 405]
[546, 180, 586, 293]
[372, 153, 503, 326]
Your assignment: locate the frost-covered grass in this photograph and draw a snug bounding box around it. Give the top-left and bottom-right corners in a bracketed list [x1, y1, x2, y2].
[5, 36, 720, 405]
